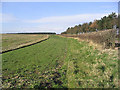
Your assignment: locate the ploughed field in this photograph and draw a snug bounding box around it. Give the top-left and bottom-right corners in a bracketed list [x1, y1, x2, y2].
[2, 35, 118, 88]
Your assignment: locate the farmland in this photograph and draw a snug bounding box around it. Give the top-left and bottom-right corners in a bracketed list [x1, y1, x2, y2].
[2, 35, 118, 88]
[2, 34, 49, 52]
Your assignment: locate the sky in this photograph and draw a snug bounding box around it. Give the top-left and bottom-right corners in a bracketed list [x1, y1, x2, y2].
[1, 2, 118, 34]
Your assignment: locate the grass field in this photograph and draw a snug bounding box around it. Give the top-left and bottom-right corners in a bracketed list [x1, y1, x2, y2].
[2, 34, 49, 52]
[2, 35, 118, 88]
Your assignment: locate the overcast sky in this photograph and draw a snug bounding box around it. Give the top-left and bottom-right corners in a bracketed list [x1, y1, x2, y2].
[1, 2, 118, 34]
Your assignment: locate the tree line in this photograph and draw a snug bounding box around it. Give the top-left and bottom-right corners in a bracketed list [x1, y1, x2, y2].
[7, 32, 56, 34]
[61, 12, 118, 34]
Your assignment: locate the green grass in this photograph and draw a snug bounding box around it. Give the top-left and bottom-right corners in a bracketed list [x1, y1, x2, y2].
[2, 35, 68, 88]
[2, 35, 118, 88]
[66, 38, 118, 88]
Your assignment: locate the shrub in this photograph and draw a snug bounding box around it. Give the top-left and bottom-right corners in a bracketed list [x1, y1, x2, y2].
[62, 29, 116, 49]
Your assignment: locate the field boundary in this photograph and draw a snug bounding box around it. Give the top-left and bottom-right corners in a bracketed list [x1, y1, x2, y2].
[61, 29, 116, 49]
[1, 36, 50, 54]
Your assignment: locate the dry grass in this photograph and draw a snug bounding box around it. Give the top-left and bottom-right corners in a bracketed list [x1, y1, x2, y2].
[63, 35, 118, 61]
[2, 34, 49, 52]
[62, 29, 116, 49]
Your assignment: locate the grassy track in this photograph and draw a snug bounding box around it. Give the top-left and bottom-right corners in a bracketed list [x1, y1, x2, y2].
[2, 35, 118, 88]
[2, 35, 68, 88]
[2, 34, 48, 52]
[66, 38, 118, 88]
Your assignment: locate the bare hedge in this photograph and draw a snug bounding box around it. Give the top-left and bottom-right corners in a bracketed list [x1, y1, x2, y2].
[62, 29, 116, 49]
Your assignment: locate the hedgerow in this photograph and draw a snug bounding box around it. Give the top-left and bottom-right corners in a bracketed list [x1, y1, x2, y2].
[62, 29, 116, 49]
